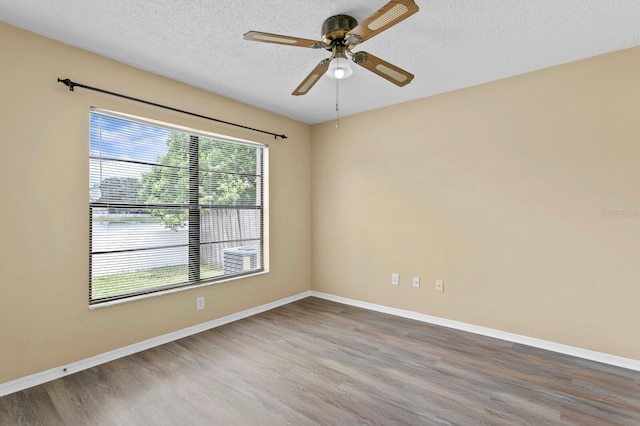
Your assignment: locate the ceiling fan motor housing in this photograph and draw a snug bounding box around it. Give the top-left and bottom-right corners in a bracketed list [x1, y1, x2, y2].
[321, 15, 358, 47]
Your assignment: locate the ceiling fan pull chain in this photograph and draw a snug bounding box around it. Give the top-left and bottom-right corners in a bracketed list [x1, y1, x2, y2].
[336, 78, 340, 129]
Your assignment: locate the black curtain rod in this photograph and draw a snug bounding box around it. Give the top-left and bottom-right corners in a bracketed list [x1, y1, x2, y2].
[57, 78, 287, 140]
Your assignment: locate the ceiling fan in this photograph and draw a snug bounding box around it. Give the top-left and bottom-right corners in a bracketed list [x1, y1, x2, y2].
[244, 0, 419, 96]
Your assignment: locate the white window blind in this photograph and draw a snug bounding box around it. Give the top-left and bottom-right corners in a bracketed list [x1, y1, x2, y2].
[89, 108, 265, 305]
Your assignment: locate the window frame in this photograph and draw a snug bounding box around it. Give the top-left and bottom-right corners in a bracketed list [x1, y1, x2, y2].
[89, 108, 267, 307]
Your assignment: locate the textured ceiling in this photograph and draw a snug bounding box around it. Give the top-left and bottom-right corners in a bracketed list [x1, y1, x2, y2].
[1, 0, 640, 124]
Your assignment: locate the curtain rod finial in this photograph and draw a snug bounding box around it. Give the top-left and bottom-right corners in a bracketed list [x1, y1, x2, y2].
[57, 78, 75, 91]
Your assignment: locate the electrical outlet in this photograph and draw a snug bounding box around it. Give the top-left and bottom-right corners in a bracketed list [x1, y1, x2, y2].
[392, 273, 399, 286]
[436, 280, 444, 292]
[412, 276, 420, 288]
[196, 296, 205, 310]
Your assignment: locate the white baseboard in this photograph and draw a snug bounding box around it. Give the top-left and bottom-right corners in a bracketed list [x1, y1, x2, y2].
[0, 291, 312, 398]
[310, 291, 640, 372]
[4, 289, 638, 397]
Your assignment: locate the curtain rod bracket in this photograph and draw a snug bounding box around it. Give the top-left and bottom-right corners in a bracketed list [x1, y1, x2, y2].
[57, 77, 287, 140]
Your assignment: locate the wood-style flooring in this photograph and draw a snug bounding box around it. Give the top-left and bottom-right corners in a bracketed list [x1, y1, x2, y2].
[1, 297, 639, 425]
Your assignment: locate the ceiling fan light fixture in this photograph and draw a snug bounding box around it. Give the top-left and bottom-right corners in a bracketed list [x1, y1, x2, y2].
[327, 55, 353, 79]
[244, 0, 419, 95]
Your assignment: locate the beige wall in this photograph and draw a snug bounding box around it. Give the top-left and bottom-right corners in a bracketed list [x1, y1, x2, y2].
[311, 47, 640, 359]
[0, 23, 311, 383]
[2, 21, 639, 386]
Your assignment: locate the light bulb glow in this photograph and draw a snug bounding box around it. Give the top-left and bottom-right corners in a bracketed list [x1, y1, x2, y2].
[327, 56, 353, 79]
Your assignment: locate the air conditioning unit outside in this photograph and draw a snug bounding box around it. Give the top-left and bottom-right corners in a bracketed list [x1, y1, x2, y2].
[223, 246, 258, 275]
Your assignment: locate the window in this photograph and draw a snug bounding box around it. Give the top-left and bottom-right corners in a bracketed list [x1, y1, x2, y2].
[89, 108, 265, 305]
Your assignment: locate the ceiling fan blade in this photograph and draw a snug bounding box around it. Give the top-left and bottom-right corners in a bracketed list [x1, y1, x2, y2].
[353, 51, 414, 87]
[346, 0, 419, 44]
[292, 59, 331, 96]
[244, 31, 326, 49]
